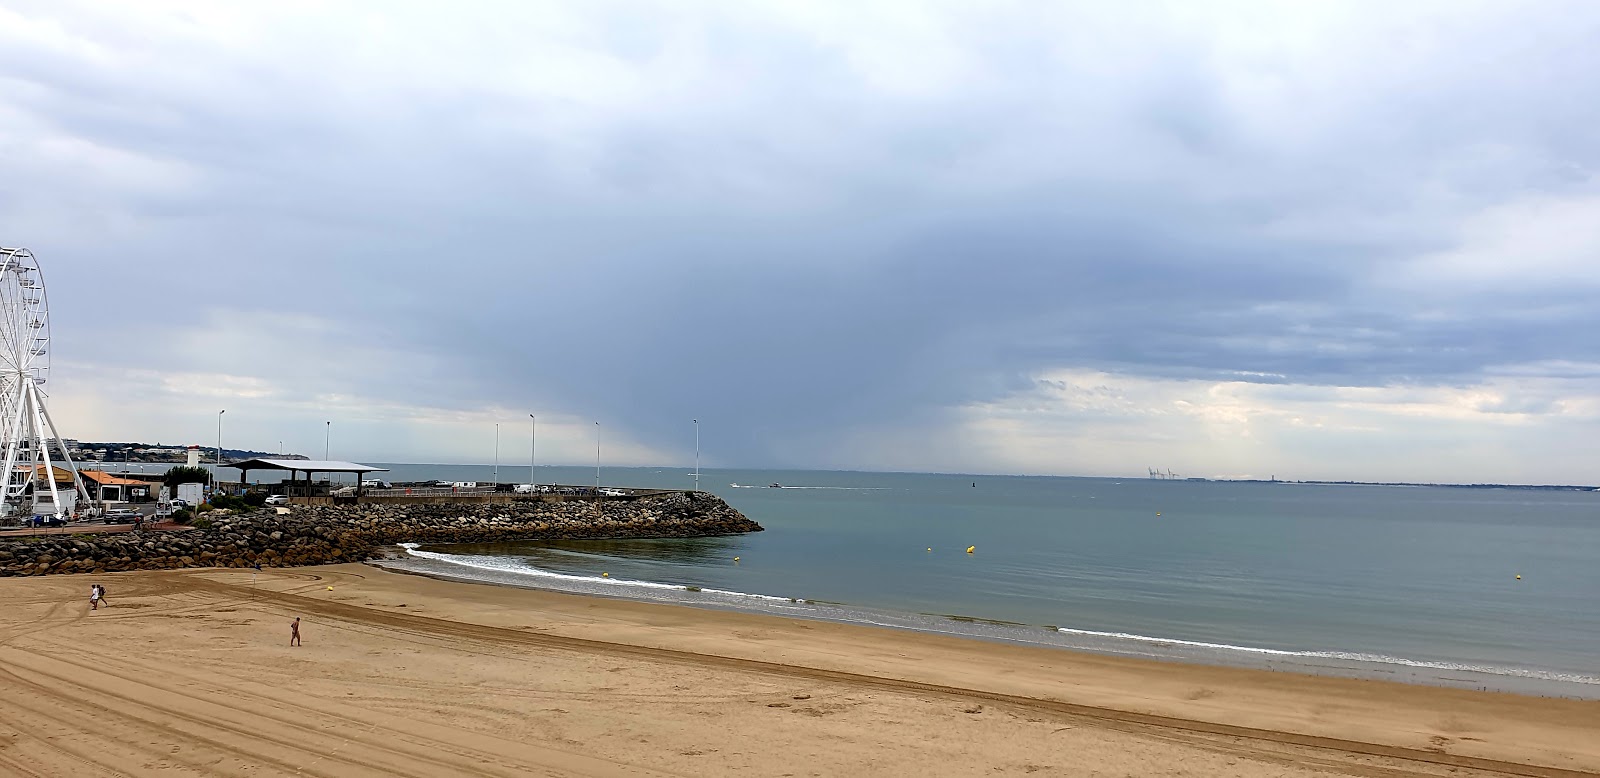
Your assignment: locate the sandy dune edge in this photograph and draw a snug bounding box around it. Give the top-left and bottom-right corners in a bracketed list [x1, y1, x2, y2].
[0, 565, 1594, 777]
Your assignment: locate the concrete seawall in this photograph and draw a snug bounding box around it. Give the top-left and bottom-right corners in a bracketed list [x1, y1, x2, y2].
[0, 491, 760, 577]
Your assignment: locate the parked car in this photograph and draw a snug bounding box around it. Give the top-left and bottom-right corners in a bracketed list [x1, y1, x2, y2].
[264, 495, 290, 506]
[26, 515, 65, 528]
[102, 508, 142, 524]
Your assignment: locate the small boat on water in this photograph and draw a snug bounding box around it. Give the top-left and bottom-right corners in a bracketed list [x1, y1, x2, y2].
[767, 483, 783, 488]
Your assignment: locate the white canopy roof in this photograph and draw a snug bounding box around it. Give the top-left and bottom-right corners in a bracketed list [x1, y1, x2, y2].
[222, 459, 389, 473]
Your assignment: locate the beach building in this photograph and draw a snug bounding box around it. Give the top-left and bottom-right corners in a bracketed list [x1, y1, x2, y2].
[2, 464, 86, 515]
[5, 464, 70, 497]
[80, 470, 155, 503]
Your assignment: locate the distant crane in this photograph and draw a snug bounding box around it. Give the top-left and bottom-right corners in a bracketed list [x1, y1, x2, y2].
[1148, 467, 1180, 480]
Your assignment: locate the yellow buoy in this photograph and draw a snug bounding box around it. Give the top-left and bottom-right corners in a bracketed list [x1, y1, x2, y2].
[733, 557, 741, 562]
[1516, 574, 1522, 580]
[602, 572, 609, 578]
[927, 547, 932, 552]
[1156, 512, 1161, 516]
[966, 546, 975, 554]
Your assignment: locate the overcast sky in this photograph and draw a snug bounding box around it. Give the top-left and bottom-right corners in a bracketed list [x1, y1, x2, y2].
[4, 1, 1600, 482]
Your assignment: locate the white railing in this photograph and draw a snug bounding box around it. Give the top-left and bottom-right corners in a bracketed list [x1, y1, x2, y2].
[363, 486, 498, 498]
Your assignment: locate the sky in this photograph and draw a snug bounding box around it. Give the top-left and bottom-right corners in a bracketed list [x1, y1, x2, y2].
[3, 1, 1600, 483]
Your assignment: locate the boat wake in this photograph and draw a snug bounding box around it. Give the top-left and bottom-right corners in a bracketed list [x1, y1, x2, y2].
[729, 483, 891, 490]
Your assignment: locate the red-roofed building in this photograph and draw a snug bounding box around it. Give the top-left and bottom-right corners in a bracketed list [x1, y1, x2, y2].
[80, 470, 156, 502]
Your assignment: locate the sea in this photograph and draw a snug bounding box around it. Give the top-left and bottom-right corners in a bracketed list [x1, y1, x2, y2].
[308, 464, 1598, 698]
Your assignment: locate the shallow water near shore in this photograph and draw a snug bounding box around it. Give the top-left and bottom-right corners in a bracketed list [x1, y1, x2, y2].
[368, 465, 1600, 698]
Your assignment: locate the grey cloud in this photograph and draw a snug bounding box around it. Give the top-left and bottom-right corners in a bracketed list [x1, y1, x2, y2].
[5, 2, 1600, 468]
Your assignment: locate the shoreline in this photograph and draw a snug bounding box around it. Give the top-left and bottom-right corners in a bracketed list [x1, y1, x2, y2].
[1, 564, 1596, 776]
[378, 546, 1600, 701]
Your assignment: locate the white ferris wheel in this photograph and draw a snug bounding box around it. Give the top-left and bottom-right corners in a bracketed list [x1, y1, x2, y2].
[0, 247, 89, 519]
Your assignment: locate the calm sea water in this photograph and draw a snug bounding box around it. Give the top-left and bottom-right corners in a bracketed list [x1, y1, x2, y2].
[363, 465, 1600, 696]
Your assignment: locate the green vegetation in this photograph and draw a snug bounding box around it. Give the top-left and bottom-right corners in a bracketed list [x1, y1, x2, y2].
[207, 493, 265, 511]
[163, 466, 211, 488]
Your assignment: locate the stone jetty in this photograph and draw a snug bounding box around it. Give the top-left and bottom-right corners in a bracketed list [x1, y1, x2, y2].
[0, 492, 760, 577]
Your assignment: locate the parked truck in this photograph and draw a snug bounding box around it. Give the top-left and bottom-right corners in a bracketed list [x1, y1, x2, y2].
[176, 482, 204, 507]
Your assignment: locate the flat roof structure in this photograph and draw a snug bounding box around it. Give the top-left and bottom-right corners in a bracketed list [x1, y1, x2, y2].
[221, 459, 392, 500]
[222, 459, 389, 475]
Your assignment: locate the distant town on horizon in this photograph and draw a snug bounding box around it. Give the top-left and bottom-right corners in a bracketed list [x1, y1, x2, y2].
[49, 442, 1597, 491]
[59, 441, 305, 464]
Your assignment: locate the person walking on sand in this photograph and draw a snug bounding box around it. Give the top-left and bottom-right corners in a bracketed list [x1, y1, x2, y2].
[89, 583, 101, 611]
[95, 583, 108, 607]
[290, 617, 301, 647]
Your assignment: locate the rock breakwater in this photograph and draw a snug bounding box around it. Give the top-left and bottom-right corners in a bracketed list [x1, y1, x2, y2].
[0, 492, 760, 577]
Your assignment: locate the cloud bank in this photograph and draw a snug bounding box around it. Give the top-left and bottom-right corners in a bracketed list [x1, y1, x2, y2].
[4, 1, 1600, 481]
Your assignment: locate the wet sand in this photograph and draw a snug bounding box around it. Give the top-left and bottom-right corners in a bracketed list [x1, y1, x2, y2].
[0, 564, 1595, 777]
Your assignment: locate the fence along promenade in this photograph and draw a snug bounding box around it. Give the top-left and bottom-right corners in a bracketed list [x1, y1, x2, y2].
[359, 484, 681, 500]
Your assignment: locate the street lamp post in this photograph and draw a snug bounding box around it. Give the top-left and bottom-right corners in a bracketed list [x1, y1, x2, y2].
[493, 423, 500, 485]
[594, 421, 601, 489]
[215, 409, 226, 497]
[693, 419, 700, 492]
[529, 414, 537, 488]
[324, 421, 330, 461]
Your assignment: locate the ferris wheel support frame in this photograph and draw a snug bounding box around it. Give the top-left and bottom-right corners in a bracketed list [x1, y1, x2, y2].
[0, 246, 91, 520]
[0, 366, 90, 520]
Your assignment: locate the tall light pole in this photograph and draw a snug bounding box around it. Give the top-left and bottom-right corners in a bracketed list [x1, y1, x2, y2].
[324, 421, 331, 461]
[594, 421, 601, 489]
[493, 423, 500, 485]
[529, 414, 537, 488]
[278, 441, 284, 457]
[693, 419, 700, 492]
[214, 409, 225, 496]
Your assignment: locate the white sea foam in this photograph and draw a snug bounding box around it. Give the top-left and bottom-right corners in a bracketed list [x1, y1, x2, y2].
[1053, 626, 1600, 685]
[392, 545, 1598, 688]
[396, 543, 794, 603]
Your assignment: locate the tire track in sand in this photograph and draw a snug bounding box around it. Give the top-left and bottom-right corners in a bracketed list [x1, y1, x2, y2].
[0, 589, 687, 778]
[9, 645, 684, 778]
[178, 571, 1598, 778]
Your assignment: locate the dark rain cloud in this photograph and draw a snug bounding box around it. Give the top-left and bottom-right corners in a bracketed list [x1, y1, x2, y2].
[4, 1, 1600, 467]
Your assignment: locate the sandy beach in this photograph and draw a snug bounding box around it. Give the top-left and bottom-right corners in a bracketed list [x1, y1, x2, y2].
[0, 565, 1595, 777]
